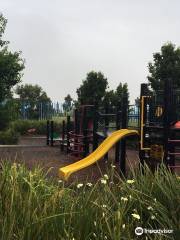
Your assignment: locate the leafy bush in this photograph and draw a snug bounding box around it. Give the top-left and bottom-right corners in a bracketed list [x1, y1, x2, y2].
[0, 162, 179, 239]
[10, 120, 62, 135]
[0, 105, 12, 130]
[0, 128, 19, 144]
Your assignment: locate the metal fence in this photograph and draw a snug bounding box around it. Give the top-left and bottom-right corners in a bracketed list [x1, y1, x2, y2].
[1, 99, 65, 120]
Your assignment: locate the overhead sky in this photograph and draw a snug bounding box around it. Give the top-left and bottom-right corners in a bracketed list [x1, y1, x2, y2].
[1, 0, 180, 103]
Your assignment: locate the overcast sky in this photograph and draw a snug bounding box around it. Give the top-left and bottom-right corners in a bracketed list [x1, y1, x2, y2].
[1, 0, 180, 103]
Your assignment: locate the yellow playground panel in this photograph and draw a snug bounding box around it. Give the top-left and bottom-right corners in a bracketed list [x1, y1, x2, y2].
[150, 144, 164, 161]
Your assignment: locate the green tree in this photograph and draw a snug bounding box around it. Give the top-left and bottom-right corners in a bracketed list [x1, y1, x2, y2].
[135, 97, 140, 106]
[16, 84, 50, 102]
[102, 83, 129, 109]
[116, 83, 129, 104]
[63, 94, 73, 113]
[148, 42, 180, 90]
[0, 13, 24, 103]
[103, 90, 116, 107]
[76, 71, 108, 106]
[16, 84, 51, 119]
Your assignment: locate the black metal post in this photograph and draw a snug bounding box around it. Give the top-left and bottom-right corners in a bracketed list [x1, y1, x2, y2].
[74, 109, 79, 154]
[93, 105, 99, 151]
[66, 115, 70, 154]
[61, 120, 65, 151]
[163, 78, 174, 167]
[47, 120, 50, 145]
[104, 102, 109, 161]
[120, 93, 128, 175]
[115, 101, 122, 162]
[83, 107, 89, 157]
[50, 120, 54, 147]
[139, 83, 149, 165]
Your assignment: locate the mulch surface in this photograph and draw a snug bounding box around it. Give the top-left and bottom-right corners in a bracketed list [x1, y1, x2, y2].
[0, 135, 140, 182]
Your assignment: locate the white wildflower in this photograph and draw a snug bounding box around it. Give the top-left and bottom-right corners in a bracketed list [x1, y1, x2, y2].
[104, 174, 109, 179]
[111, 164, 116, 168]
[121, 197, 128, 202]
[147, 206, 153, 210]
[77, 183, 83, 189]
[102, 212, 105, 217]
[94, 221, 97, 226]
[122, 224, 126, 229]
[86, 182, 93, 187]
[127, 179, 135, 184]
[58, 180, 63, 183]
[93, 233, 97, 237]
[131, 213, 140, 220]
[102, 204, 107, 208]
[101, 179, 107, 184]
[151, 215, 155, 220]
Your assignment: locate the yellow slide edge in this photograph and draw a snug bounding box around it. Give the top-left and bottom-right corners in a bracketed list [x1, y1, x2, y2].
[59, 129, 139, 180]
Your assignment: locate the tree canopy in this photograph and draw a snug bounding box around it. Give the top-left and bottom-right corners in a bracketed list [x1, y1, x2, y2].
[148, 42, 180, 91]
[103, 83, 129, 107]
[15, 84, 51, 120]
[63, 94, 73, 113]
[0, 14, 24, 102]
[76, 71, 108, 106]
[76, 71, 129, 108]
[16, 84, 50, 102]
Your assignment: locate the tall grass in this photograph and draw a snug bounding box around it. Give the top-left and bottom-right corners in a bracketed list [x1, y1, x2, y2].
[0, 162, 179, 240]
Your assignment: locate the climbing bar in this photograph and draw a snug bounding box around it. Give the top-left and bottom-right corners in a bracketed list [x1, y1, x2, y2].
[168, 152, 180, 155]
[98, 113, 116, 117]
[168, 165, 180, 168]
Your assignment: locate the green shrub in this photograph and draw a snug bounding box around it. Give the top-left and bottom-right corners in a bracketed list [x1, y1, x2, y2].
[0, 105, 11, 130]
[0, 162, 179, 239]
[0, 128, 19, 144]
[10, 120, 62, 135]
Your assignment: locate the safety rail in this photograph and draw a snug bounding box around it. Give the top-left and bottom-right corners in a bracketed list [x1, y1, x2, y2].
[68, 131, 93, 157]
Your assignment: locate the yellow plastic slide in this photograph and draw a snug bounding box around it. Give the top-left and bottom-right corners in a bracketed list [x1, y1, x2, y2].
[59, 129, 138, 180]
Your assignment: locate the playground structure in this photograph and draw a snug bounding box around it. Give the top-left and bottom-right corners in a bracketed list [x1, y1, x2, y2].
[47, 95, 131, 168]
[139, 79, 180, 170]
[46, 79, 180, 180]
[60, 129, 138, 180]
